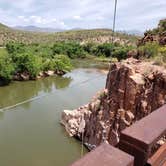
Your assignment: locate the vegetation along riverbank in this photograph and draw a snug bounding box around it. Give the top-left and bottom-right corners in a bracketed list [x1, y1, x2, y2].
[0, 41, 134, 86]
[0, 19, 165, 86]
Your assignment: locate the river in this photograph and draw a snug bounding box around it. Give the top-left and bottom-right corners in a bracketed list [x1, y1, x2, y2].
[0, 60, 108, 166]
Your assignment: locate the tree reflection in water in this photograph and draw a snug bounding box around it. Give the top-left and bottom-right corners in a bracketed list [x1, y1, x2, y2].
[0, 75, 72, 108]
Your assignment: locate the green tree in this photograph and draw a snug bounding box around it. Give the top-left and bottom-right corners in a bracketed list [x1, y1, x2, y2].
[53, 55, 72, 73]
[0, 54, 14, 85]
[52, 42, 86, 58]
[6, 42, 25, 54]
[42, 58, 55, 71]
[95, 43, 114, 57]
[112, 46, 132, 61]
[14, 53, 42, 78]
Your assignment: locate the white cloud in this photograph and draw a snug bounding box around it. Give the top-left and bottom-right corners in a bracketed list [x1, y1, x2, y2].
[0, 0, 166, 30]
[96, 16, 105, 20]
[73, 15, 82, 20]
[18, 16, 24, 19]
[16, 15, 67, 28]
[51, 18, 57, 22]
[30, 16, 45, 24]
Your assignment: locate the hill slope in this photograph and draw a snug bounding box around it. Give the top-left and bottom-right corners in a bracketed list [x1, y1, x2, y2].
[0, 23, 9, 29]
[0, 23, 138, 46]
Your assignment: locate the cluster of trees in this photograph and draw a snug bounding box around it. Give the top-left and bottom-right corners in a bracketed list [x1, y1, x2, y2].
[83, 42, 133, 61]
[0, 52, 14, 85]
[0, 42, 74, 85]
[0, 41, 134, 85]
[52, 42, 133, 60]
[52, 42, 86, 58]
[5, 41, 132, 60]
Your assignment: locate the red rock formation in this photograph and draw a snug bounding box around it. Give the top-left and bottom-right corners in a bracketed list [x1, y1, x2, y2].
[138, 32, 166, 46]
[61, 58, 166, 149]
[138, 19, 166, 46]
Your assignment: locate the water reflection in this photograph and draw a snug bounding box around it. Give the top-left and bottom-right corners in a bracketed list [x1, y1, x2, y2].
[71, 59, 109, 70]
[0, 67, 106, 166]
[0, 111, 4, 120]
[0, 75, 72, 108]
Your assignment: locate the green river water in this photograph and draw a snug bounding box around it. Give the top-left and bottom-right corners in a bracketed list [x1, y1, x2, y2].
[0, 60, 107, 166]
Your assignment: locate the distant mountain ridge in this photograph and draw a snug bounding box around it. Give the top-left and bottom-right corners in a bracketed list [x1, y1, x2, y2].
[13, 25, 65, 32]
[13, 25, 143, 35]
[118, 30, 144, 36]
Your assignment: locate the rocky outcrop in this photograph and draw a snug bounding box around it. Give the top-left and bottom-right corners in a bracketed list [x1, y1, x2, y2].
[159, 32, 166, 45]
[138, 19, 166, 46]
[13, 71, 31, 81]
[61, 58, 166, 149]
[138, 32, 166, 46]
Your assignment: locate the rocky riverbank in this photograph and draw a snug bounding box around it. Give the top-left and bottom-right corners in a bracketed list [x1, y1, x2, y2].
[61, 58, 166, 149]
[0, 70, 66, 86]
[12, 70, 65, 81]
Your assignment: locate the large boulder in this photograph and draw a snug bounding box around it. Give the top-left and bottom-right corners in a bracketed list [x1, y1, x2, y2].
[61, 58, 166, 149]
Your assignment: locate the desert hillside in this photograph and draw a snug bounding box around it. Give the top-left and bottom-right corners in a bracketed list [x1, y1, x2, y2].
[0, 23, 138, 46]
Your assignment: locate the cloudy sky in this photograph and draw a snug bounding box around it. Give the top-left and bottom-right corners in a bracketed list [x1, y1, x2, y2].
[0, 0, 165, 31]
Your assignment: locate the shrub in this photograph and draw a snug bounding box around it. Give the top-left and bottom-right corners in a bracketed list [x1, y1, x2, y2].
[138, 42, 159, 58]
[153, 46, 166, 66]
[13, 53, 42, 78]
[6, 42, 25, 54]
[0, 54, 14, 84]
[52, 42, 86, 58]
[82, 42, 132, 60]
[83, 43, 97, 54]
[95, 43, 114, 57]
[35, 45, 53, 58]
[42, 58, 55, 71]
[112, 46, 132, 61]
[53, 55, 72, 73]
[5, 42, 74, 79]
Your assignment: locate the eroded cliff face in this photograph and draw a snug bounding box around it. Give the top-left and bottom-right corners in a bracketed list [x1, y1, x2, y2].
[61, 58, 166, 149]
